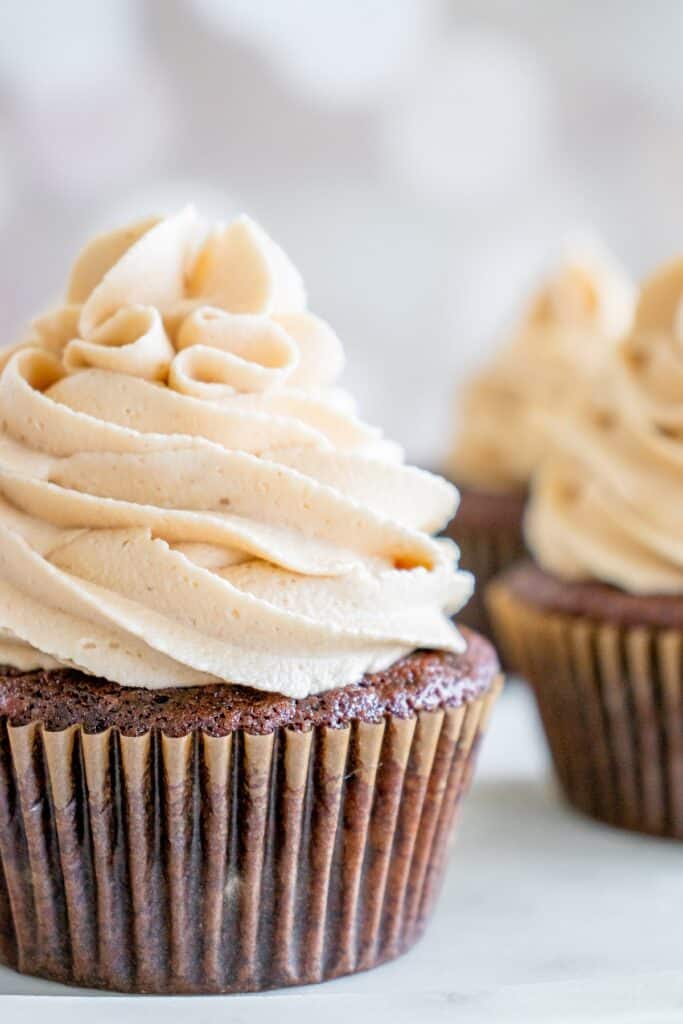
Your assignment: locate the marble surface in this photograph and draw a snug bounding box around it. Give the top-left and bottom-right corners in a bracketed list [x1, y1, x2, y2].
[2, 683, 682, 1022]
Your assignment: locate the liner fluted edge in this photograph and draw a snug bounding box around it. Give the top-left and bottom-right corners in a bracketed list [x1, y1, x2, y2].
[0, 679, 501, 993]
[488, 579, 683, 838]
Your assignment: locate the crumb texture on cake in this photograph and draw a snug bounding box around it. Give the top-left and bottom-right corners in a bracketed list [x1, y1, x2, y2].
[0, 629, 498, 736]
[499, 559, 683, 629]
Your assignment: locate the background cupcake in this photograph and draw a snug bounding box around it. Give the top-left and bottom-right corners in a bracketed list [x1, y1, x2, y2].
[0, 209, 501, 993]
[488, 257, 683, 837]
[445, 243, 634, 639]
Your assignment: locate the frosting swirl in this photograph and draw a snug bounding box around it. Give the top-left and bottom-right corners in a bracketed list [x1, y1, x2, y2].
[448, 246, 635, 492]
[527, 257, 683, 594]
[0, 207, 471, 696]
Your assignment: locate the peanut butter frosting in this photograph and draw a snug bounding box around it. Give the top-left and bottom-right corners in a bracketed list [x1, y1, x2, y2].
[448, 246, 635, 492]
[527, 257, 683, 594]
[0, 207, 472, 695]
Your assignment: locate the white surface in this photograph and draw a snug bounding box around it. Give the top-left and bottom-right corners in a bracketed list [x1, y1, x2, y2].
[2, 684, 682, 1022]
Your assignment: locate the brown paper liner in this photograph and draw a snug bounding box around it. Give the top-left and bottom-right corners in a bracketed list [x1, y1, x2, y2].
[0, 680, 501, 994]
[487, 579, 683, 839]
[451, 522, 525, 639]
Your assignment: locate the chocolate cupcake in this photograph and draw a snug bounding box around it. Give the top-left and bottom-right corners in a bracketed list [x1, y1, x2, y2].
[445, 244, 634, 639]
[488, 257, 683, 838]
[0, 209, 501, 992]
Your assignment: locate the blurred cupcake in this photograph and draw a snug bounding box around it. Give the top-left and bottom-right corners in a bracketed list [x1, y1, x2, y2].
[0, 208, 501, 992]
[488, 257, 683, 838]
[445, 244, 634, 638]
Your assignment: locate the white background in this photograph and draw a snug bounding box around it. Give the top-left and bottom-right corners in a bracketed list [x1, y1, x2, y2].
[2, 1, 683, 464]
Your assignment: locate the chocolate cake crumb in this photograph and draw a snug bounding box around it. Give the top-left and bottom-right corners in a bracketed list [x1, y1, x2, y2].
[0, 628, 498, 736]
[497, 559, 683, 628]
[450, 485, 527, 533]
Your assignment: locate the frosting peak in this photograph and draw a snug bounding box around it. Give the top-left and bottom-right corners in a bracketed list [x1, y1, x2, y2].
[0, 208, 471, 695]
[527, 256, 683, 594]
[448, 244, 635, 492]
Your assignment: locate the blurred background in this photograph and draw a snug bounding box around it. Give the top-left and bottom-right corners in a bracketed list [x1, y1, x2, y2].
[0, 0, 681, 463]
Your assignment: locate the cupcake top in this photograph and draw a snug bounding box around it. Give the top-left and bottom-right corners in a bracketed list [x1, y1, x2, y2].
[527, 257, 683, 594]
[0, 208, 472, 697]
[447, 245, 634, 493]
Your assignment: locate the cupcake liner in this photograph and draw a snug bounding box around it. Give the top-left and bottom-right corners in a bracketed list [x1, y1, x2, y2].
[488, 580, 683, 838]
[0, 679, 501, 994]
[451, 522, 525, 638]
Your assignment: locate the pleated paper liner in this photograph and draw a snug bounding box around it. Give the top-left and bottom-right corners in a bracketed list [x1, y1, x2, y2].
[450, 521, 525, 640]
[487, 579, 683, 839]
[0, 679, 501, 994]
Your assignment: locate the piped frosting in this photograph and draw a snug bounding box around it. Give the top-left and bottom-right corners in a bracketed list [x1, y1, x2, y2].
[527, 256, 683, 594]
[448, 245, 635, 492]
[0, 207, 471, 695]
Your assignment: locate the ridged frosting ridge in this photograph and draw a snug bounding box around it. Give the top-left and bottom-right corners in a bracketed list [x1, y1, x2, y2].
[0, 207, 471, 695]
[528, 256, 683, 593]
[449, 245, 634, 492]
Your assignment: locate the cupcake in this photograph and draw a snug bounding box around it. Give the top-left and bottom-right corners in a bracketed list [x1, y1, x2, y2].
[488, 257, 683, 838]
[0, 208, 501, 992]
[445, 245, 634, 639]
